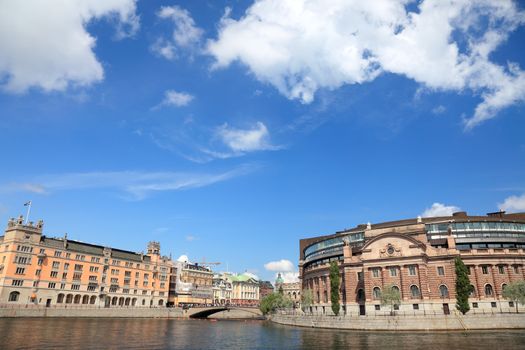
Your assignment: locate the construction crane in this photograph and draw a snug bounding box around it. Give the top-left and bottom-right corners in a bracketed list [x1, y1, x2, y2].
[195, 257, 221, 267]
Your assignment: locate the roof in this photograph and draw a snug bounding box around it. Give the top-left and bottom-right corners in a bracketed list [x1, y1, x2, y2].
[229, 274, 258, 283]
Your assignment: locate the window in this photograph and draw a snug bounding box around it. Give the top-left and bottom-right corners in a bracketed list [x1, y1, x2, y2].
[73, 273, 82, 280]
[469, 285, 476, 297]
[509, 301, 515, 307]
[89, 275, 97, 281]
[60, 283, 66, 289]
[467, 266, 472, 275]
[472, 302, 478, 308]
[54, 251, 62, 257]
[35, 269, 41, 276]
[413, 304, 419, 310]
[12, 280, 23, 286]
[408, 265, 417, 276]
[64, 263, 69, 270]
[373, 287, 381, 299]
[393, 304, 399, 310]
[33, 281, 39, 287]
[482, 266, 489, 274]
[502, 283, 507, 292]
[111, 269, 119, 275]
[498, 266, 505, 274]
[144, 273, 149, 280]
[439, 285, 449, 298]
[37, 258, 43, 266]
[71, 284, 80, 290]
[389, 267, 397, 277]
[123, 289, 129, 294]
[50, 271, 58, 278]
[87, 285, 97, 292]
[514, 266, 520, 274]
[485, 284, 494, 296]
[357, 272, 363, 281]
[142, 290, 147, 295]
[39, 248, 45, 254]
[410, 285, 420, 298]
[74, 264, 83, 271]
[374, 305, 380, 310]
[15, 267, 25, 275]
[89, 266, 99, 272]
[491, 302, 497, 308]
[8, 291, 20, 302]
[109, 286, 118, 293]
[65, 253, 71, 258]
[135, 272, 140, 278]
[125, 271, 131, 277]
[52, 261, 60, 269]
[437, 267, 445, 276]
[48, 282, 56, 288]
[62, 272, 67, 279]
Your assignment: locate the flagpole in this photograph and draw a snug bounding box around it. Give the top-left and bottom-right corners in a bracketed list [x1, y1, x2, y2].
[25, 201, 32, 224]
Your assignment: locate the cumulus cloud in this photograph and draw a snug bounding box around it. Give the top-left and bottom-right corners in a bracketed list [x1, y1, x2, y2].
[2, 164, 256, 200]
[0, 0, 139, 93]
[207, 0, 525, 128]
[264, 259, 295, 272]
[421, 202, 461, 217]
[152, 5, 203, 60]
[498, 193, 525, 213]
[277, 272, 299, 283]
[217, 122, 278, 153]
[155, 90, 195, 108]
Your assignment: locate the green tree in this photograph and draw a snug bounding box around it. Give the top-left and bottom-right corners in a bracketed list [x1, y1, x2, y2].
[301, 288, 314, 311]
[329, 261, 340, 316]
[278, 285, 284, 295]
[381, 284, 401, 315]
[259, 292, 293, 315]
[502, 280, 525, 313]
[455, 256, 473, 315]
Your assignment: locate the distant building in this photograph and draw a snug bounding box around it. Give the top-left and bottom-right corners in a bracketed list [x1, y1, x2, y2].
[274, 273, 300, 306]
[212, 273, 232, 305]
[229, 273, 260, 306]
[259, 280, 274, 300]
[300, 211, 525, 315]
[0, 216, 171, 307]
[169, 256, 213, 306]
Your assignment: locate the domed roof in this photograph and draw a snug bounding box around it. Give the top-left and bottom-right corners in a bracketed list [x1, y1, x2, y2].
[177, 254, 189, 263]
[275, 272, 284, 285]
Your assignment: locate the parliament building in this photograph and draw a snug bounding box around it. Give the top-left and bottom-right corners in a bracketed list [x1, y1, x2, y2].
[299, 211, 525, 315]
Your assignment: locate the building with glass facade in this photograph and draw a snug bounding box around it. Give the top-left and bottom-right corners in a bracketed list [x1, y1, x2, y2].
[299, 211, 525, 315]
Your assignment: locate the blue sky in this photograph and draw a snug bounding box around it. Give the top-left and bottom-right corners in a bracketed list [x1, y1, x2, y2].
[1, 0, 525, 282]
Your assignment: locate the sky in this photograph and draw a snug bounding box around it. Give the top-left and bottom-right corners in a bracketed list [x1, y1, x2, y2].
[1, 0, 525, 283]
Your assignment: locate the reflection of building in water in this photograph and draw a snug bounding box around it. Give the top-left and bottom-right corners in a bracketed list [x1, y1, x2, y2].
[212, 273, 232, 305]
[300, 211, 525, 315]
[169, 255, 213, 306]
[0, 216, 171, 308]
[275, 273, 300, 306]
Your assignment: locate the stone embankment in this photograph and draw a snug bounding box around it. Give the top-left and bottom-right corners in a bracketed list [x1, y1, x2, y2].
[0, 306, 183, 318]
[270, 312, 525, 331]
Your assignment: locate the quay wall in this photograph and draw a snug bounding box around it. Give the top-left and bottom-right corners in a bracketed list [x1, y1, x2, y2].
[0, 307, 183, 318]
[270, 312, 525, 331]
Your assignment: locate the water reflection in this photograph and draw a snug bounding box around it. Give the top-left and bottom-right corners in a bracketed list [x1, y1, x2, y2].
[0, 318, 524, 349]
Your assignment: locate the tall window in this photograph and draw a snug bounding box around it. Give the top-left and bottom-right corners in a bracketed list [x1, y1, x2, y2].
[373, 287, 381, 299]
[408, 265, 417, 276]
[485, 284, 494, 296]
[8, 291, 20, 302]
[389, 267, 397, 277]
[372, 268, 380, 278]
[498, 266, 505, 274]
[482, 266, 489, 274]
[410, 285, 420, 298]
[437, 267, 445, 276]
[439, 285, 449, 298]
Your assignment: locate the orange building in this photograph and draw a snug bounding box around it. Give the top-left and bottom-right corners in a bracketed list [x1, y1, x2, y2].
[0, 216, 172, 308]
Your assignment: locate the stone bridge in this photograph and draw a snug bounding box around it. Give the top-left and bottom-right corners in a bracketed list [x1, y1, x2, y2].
[185, 306, 263, 319]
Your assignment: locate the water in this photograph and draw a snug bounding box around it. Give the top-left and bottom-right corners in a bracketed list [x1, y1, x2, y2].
[1, 318, 524, 349]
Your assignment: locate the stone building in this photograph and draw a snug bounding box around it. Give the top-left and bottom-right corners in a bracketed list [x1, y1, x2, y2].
[212, 273, 232, 305]
[0, 216, 172, 308]
[169, 256, 213, 306]
[229, 273, 260, 306]
[300, 211, 525, 315]
[259, 280, 274, 301]
[275, 273, 301, 306]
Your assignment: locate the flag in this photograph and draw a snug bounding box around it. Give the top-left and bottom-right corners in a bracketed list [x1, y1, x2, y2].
[24, 201, 31, 206]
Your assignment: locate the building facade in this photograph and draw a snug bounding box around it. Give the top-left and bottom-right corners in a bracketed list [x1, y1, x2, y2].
[169, 258, 214, 306]
[213, 273, 232, 305]
[0, 216, 171, 308]
[259, 280, 274, 301]
[300, 211, 525, 315]
[230, 273, 260, 306]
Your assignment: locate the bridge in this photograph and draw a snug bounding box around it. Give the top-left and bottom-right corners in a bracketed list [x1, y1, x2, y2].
[185, 306, 263, 319]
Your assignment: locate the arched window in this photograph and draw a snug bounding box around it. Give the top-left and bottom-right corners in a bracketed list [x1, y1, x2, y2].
[485, 284, 494, 296]
[373, 287, 381, 299]
[158, 299, 164, 306]
[8, 291, 20, 302]
[132, 298, 137, 306]
[90, 296, 97, 304]
[439, 285, 449, 298]
[125, 298, 130, 306]
[82, 295, 89, 304]
[469, 285, 476, 297]
[502, 283, 507, 292]
[74, 295, 81, 304]
[410, 285, 420, 298]
[112, 297, 118, 306]
[66, 294, 73, 304]
[57, 293, 65, 303]
[392, 286, 400, 293]
[142, 299, 146, 306]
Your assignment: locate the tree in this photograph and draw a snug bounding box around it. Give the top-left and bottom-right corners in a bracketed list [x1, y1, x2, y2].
[278, 285, 284, 295]
[381, 284, 401, 315]
[455, 256, 473, 315]
[301, 288, 313, 311]
[259, 292, 293, 315]
[329, 260, 340, 316]
[502, 280, 525, 313]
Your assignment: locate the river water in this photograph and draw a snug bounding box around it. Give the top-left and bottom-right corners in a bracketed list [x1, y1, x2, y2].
[1, 318, 524, 349]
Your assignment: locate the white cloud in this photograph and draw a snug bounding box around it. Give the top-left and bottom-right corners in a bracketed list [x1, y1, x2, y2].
[421, 202, 461, 217]
[276, 272, 299, 283]
[152, 5, 203, 60]
[156, 90, 195, 108]
[3, 164, 256, 200]
[0, 0, 139, 93]
[264, 259, 295, 272]
[207, 0, 525, 128]
[432, 105, 446, 115]
[498, 193, 525, 213]
[217, 121, 278, 153]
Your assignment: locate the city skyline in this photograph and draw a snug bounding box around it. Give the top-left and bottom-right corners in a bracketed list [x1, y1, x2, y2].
[1, 0, 525, 283]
